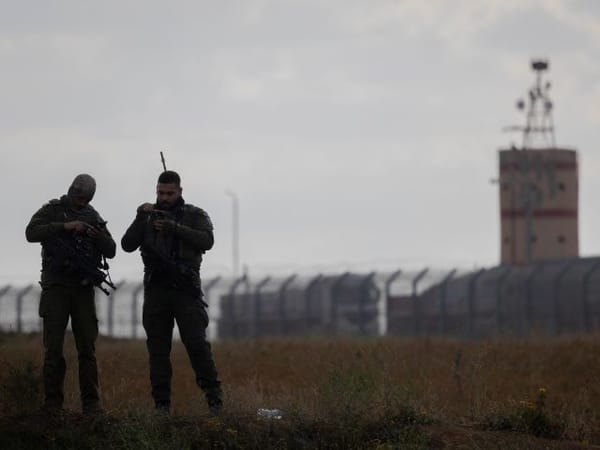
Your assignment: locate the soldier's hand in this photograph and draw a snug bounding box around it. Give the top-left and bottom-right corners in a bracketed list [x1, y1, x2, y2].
[64, 220, 89, 233]
[86, 226, 101, 239]
[154, 219, 176, 233]
[136, 203, 155, 221]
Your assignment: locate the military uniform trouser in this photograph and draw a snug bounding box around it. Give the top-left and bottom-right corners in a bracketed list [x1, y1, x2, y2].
[38, 283, 100, 410]
[142, 284, 221, 409]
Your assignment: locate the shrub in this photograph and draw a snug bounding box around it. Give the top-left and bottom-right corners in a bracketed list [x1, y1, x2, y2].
[0, 360, 42, 414]
[484, 387, 562, 438]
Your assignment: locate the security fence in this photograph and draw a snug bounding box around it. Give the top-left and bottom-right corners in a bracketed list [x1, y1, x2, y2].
[1, 256, 600, 340]
[387, 257, 600, 338]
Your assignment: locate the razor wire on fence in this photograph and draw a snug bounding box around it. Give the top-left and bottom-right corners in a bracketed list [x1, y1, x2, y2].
[1, 257, 600, 340]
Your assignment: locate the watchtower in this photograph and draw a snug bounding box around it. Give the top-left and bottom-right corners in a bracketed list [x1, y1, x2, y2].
[499, 59, 579, 265]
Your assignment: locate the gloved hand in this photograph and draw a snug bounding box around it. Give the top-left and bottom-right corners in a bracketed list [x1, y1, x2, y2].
[154, 218, 177, 234]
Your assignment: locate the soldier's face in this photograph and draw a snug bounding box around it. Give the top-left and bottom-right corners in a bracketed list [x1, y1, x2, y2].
[71, 195, 90, 210]
[156, 183, 182, 208]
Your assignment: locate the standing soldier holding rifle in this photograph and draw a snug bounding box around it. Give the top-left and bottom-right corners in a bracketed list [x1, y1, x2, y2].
[121, 169, 222, 416]
[25, 174, 116, 415]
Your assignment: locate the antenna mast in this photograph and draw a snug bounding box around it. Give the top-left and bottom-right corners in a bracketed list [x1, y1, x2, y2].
[504, 59, 556, 149]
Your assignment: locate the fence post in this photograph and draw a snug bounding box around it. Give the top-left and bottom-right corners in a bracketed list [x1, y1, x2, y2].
[359, 272, 377, 335]
[467, 269, 486, 338]
[305, 274, 323, 331]
[131, 283, 144, 339]
[384, 270, 402, 335]
[495, 266, 512, 335]
[439, 269, 456, 335]
[582, 260, 600, 332]
[107, 291, 114, 337]
[202, 276, 221, 339]
[107, 280, 125, 338]
[525, 263, 544, 335]
[254, 276, 270, 338]
[278, 274, 297, 335]
[0, 285, 11, 323]
[15, 285, 33, 333]
[228, 274, 248, 339]
[553, 260, 576, 335]
[412, 268, 429, 336]
[204, 276, 221, 305]
[331, 272, 350, 335]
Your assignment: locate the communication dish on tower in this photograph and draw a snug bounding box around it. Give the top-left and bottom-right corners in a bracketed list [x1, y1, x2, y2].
[531, 59, 548, 71]
[502, 58, 556, 149]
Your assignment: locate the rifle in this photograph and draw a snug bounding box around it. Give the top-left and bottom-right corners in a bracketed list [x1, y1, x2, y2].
[45, 231, 116, 295]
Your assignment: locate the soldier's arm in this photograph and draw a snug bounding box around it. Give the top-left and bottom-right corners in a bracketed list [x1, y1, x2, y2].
[25, 204, 64, 242]
[121, 205, 149, 253]
[96, 226, 117, 259]
[173, 208, 214, 252]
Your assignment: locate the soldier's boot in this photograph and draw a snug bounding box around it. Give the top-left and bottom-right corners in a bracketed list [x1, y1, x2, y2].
[41, 401, 65, 416]
[154, 402, 171, 417]
[42, 385, 65, 415]
[205, 387, 223, 416]
[82, 402, 105, 416]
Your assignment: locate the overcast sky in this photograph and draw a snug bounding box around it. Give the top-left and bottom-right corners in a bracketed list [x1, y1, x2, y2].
[2, 0, 600, 284]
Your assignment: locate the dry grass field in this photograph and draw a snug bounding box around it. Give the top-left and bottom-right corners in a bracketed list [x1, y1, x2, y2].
[1, 331, 599, 449]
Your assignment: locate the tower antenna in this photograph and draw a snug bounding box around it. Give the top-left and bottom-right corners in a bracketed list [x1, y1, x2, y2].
[503, 59, 556, 149]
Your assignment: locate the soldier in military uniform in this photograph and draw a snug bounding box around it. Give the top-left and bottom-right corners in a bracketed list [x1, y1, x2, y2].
[121, 170, 222, 415]
[25, 174, 116, 414]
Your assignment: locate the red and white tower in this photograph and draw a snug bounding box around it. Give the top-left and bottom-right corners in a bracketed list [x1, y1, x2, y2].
[499, 59, 579, 265]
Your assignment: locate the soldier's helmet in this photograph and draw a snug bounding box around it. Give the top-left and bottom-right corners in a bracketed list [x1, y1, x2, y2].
[68, 174, 96, 201]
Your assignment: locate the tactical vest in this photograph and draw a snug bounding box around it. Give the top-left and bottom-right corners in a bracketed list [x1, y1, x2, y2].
[41, 197, 104, 283]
